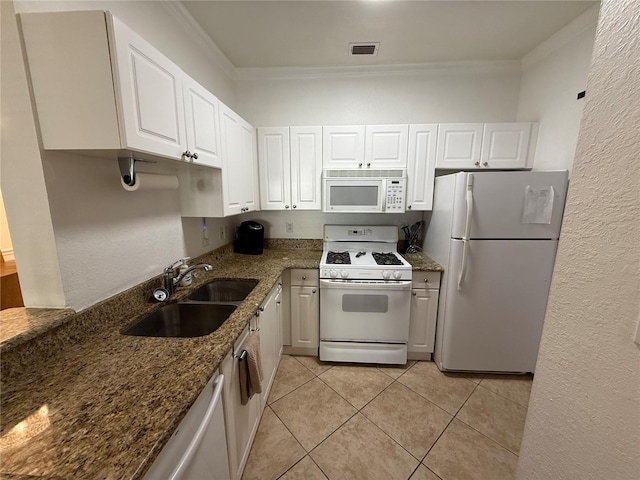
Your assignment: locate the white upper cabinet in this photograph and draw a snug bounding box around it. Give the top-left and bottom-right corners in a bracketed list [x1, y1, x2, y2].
[220, 104, 258, 216]
[322, 126, 365, 169]
[406, 124, 437, 211]
[182, 75, 222, 168]
[436, 123, 537, 170]
[258, 128, 291, 210]
[365, 125, 409, 169]
[435, 124, 483, 169]
[290, 127, 323, 210]
[258, 127, 322, 211]
[108, 14, 187, 160]
[481, 123, 535, 169]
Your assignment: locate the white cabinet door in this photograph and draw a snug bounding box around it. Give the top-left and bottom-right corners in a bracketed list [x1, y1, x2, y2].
[290, 286, 319, 349]
[222, 330, 262, 480]
[183, 75, 222, 168]
[435, 124, 483, 169]
[258, 286, 280, 407]
[481, 123, 533, 169]
[365, 125, 409, 169]
[290, 127, 323, 210]
[322, 126, 365, 169]
[108, 14, 187, 159]
[258, 127, 291, 210]
[406, 124, 437, 211]
[408, 288, 439, 354]
[220, 103, 258, 216]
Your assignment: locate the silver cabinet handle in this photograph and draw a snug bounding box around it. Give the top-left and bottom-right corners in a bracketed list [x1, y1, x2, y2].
[259, 306, 264, 312]
[424, 279, 428, 283]
[192, 152, 198, 160]
[358, 163, 363, 167]
[292, 205, 297, 209]
[474, 161, 480, 166]
[302, 275, 307, 280]
[412, 291, 417, 296]
[483, 162, 489, 167]
[312, 289, 316, 293]
[183, 150, 192, 159]
[367, 163, 371, 167]
[285, 205, 290, 209]
[407, 205, 412, 210]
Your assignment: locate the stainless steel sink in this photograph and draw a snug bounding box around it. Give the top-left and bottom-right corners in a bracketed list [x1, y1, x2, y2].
[122, 303, 237, 338]
[187, 279, 258, 303]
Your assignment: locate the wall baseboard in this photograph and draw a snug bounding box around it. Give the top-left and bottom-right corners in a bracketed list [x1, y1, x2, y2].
[1, 249, 14, 262]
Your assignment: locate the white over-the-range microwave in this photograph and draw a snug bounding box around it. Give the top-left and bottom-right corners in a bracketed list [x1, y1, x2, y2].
[322, 170, 407, 213]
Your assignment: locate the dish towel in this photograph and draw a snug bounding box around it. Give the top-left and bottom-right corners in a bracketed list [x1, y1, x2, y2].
[238, 332, 263, 405]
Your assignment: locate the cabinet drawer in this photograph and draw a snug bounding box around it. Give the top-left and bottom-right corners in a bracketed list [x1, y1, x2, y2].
[290, 269, 319, 286]
[411, 271, 441, 289]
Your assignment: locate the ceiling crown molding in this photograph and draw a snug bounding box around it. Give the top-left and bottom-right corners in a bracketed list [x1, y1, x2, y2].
[160, 1, 237, 80]
[235, 60, 522, 81]
[522, 4, 600, 70]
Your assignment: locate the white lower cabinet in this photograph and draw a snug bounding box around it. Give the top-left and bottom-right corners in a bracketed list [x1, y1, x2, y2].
[408, 272, 441, 360]
[222, 327, 262, 480]
[289, 269, 320, 355]
[144, 373, 230, 480]
[258, 280, 283, 408]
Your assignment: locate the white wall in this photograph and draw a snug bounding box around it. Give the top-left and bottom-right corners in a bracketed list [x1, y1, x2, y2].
[516, 7, 598, 174]
[1, 0, 66, 307]
[236, 64, 522, 126]
[516, 1, 640, 478]
[4, 0, 238, 310]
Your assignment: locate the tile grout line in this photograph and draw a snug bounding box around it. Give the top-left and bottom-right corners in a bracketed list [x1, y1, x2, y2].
[475, 378, 532, 410]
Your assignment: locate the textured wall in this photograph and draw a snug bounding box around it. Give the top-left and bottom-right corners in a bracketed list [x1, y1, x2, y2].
[516, 1, 640, 478]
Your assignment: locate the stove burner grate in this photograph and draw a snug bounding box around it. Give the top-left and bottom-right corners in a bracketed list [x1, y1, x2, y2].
[327, 251, 351, 265]
[372, 252, 403, 266]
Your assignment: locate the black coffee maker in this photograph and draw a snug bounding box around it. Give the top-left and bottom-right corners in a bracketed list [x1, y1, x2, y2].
[234, 221, 264, 255]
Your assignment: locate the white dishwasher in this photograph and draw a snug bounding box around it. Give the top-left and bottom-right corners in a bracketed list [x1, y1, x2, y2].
[143, 373, 230, 480]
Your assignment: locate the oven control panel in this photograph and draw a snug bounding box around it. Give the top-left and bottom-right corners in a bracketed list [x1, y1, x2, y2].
[385, 179, 406, 212]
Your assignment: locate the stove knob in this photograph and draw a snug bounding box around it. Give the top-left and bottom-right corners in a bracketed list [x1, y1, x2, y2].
[330, 269, 338, 278]
[393, 271, 402, 279]
[382, 270, 391, 280]
[340, 270, 349, 278]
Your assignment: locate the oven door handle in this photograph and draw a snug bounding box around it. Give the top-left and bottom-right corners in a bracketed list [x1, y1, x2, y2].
[320, 279, 412, 290]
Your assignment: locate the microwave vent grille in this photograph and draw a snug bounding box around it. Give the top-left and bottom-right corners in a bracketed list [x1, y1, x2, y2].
[324, 169, 405, 178]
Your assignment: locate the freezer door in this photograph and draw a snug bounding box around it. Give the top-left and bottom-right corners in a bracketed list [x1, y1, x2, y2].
[451, 171, 568, 240]
[438, 239, 557, 373]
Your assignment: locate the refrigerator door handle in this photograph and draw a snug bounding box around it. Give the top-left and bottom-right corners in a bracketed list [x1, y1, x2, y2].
[458, 174, 474, 290]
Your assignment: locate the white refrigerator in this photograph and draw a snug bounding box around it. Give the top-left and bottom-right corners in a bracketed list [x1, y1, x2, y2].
[424, 171, 569, 373]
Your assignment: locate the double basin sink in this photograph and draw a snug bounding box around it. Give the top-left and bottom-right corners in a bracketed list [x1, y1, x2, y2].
[122, 279, 258, 338]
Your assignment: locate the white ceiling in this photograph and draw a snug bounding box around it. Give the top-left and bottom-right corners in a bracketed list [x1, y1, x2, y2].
[181, 1, 598, 69]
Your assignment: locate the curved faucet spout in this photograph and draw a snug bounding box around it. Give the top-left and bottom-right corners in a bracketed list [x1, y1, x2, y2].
[173, 264, 213, 286]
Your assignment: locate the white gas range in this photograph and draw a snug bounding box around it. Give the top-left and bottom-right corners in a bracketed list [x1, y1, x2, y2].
[319, 225, 412, 365]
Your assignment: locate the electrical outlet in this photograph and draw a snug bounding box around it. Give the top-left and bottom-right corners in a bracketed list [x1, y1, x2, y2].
[286, 222, 293, 233]
[201, 218, 209, 247]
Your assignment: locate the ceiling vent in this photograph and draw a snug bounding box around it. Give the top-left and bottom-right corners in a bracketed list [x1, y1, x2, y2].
[349, 43, 380, 56]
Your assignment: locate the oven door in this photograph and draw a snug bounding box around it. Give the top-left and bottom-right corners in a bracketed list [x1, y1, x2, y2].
[320, 279, 411, 342]
[323, 178, 385, 213]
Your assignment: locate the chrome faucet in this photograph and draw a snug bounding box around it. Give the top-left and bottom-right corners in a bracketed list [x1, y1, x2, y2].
[153, 260, 213, 302]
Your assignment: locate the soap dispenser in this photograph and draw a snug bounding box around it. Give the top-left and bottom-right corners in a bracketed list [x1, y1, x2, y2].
[178, 258, 192, 287]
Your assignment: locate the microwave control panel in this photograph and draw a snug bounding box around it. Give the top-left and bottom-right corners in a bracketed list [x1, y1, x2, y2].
[385, 179, 406, 212]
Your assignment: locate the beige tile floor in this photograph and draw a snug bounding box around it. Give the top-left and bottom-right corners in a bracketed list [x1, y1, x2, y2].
[242, 356, 533, 480]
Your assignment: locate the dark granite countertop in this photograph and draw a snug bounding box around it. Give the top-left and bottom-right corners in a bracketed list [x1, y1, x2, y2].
[0, 246, 441, 479]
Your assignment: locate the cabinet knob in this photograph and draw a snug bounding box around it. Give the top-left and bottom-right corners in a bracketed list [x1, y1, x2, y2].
[312, 289, 316, 293]
[292, 205, 297, 209]
[183, 150, 192, 159]
[407, 205, 412, 210]
[358, 163, 363, 167]
[424, 279, 428, 283]
[276, 301, 281, 305]
[412, 291, 417, 296]
[483, 162, 489, 167]
[191, 152, 198, 160]
[285, 205, 290, 209]
[302, 275, 307, 280]
[474, 161, 480, 166]
[259, 306, 265, 312]
[367, 163, 371, 167]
